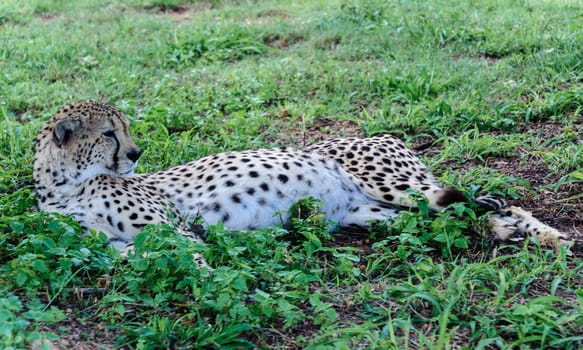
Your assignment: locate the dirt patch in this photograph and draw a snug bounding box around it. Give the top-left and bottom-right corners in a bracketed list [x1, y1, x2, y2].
[451, 52, 502, 66]
[42, 15, 59, 25]
[144, 3, 212, 21]
[263, 115, 363, 147]
[479, 52, 502, 65]
[150, 5, 191, 21]
[313, 35, 342, 51]
[264, 32, 305, 50]
[257, 8, 289, 19]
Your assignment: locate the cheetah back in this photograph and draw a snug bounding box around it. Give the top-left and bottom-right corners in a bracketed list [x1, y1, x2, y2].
[138, 147, 372, 231]
[305, 135, 455, 210]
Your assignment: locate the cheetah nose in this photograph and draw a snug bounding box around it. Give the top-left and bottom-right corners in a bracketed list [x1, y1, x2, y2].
[127, 148, 141, 163]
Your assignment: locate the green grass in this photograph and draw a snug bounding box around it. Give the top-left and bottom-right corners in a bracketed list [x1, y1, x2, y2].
[1, 0, 582, 348]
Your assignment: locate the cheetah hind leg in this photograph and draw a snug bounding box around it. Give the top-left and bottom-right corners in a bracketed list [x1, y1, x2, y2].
[433, 192, 575, 252]
[485, 206, 573, 251]
[471, 195, 573, 251]
[339, 202, 399, 228]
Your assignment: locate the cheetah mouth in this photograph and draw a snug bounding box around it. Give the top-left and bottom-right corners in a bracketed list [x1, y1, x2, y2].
[109, 164, 135, 177]
[120, 169, 135, 177]
[111, 161, 138, 177]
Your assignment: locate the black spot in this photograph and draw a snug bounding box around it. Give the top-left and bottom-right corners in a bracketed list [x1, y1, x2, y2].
[246, 188, 256, 195]
[104, 201, 110, 209]
[249, 171, 259, 178]
[130, 213, 138, 220]
[278, 174, 289, 184]
[222, 212, 230, 222]
[395, 184, 409, 191]
[225, 180, 235, 187]
[117, 222, 125, 232]
[260, 183, 269, 191]
[383, 194, 394, 202]
[232, 194, 241, 203]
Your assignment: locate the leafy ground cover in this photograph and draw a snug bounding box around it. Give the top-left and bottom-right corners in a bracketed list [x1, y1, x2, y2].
[0, 0, 582, 348]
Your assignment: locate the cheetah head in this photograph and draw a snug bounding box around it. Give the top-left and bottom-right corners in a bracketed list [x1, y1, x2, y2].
[34, 101, 141, 185]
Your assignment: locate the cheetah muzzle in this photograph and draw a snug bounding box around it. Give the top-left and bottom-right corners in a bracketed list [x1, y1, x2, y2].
[33, 101, 577, 268]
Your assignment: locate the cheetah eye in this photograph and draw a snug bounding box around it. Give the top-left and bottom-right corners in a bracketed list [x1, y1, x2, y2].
[103, 130, 115, 138]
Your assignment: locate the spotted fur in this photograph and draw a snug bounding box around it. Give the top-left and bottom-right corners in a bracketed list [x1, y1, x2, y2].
[33, 101, 573, 268]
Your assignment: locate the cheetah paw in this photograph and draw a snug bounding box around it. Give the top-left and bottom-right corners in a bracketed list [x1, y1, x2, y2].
[487, 206, 572, 251]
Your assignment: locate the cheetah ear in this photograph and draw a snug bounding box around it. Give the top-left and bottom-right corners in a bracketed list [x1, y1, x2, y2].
[54, 119, 81, 146]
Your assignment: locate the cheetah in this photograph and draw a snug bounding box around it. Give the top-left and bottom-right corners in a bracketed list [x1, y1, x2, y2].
[33, 101, 573, 268]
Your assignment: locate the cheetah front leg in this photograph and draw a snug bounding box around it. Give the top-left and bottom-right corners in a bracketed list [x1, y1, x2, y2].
[340, 202, 399, 228]
[116, 230, 210, 270]
[176, 228, 211, 270]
